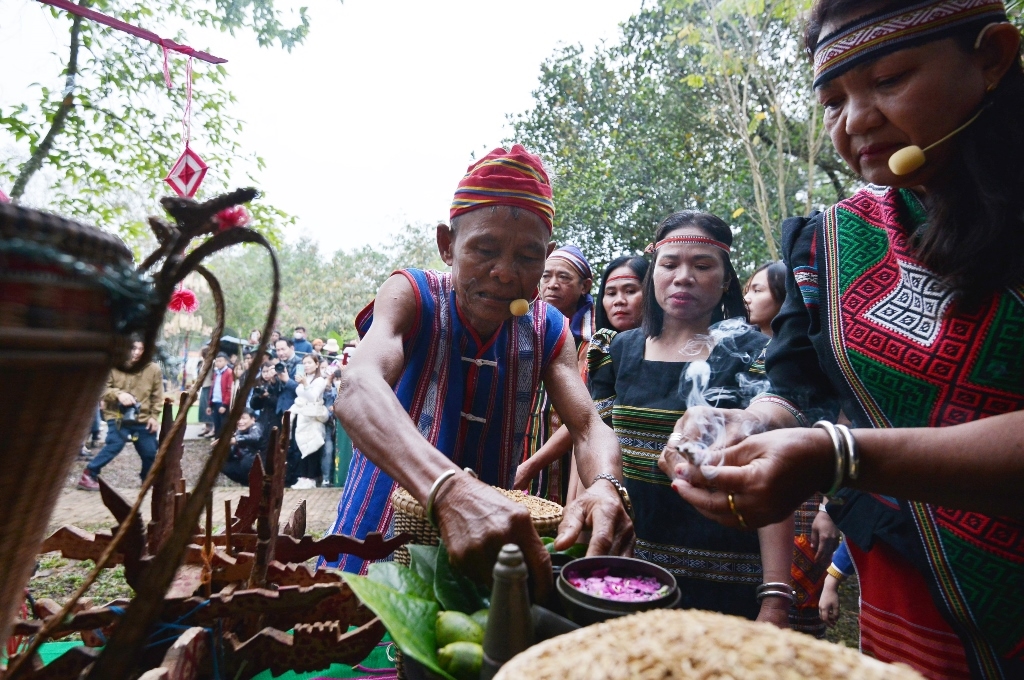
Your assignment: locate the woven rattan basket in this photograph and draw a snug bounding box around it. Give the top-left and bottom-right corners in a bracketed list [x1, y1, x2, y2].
[494, 608, 924, 680]
[0, 203, 137, 653]
[390, 486, 563, 565]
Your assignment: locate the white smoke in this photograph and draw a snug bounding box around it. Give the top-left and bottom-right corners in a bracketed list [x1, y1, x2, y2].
[672, 318, 769, 480]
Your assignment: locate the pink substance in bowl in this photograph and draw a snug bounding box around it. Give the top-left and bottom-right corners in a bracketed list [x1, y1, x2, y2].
[566, 567, 670, 603]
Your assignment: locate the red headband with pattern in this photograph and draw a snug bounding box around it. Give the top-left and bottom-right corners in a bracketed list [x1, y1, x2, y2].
[812, 0, 1006, 88]
[644, 235, 731, 254]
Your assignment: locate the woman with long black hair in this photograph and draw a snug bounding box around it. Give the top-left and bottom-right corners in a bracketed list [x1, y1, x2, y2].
[590, 211, 794, 624]
[665, 2, 1024, 676]
[742, 261, 787, 337]
[594, 255, 650, 334]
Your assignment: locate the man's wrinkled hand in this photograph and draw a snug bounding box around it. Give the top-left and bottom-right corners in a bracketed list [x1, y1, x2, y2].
[146, 418, 159, 434]
[117, 392, 137, 407]
[434, 474, 552, 602]
[554, 480, 634, 557]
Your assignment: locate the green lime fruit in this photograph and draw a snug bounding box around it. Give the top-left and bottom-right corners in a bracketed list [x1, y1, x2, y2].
[470, 608, 489, 631]
[436, 610, 484, 648]
[437, 641, 483, 680]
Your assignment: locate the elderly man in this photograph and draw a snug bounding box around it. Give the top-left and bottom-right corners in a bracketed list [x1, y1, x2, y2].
[321, 146, 633, 593]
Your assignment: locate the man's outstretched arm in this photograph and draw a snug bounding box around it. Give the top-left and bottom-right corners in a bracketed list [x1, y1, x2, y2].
[335, 274, 553, 595]
[542, 339, 634, 555]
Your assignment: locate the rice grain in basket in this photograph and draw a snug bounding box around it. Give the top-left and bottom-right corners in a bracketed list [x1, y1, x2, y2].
[494, 609, 923, 680]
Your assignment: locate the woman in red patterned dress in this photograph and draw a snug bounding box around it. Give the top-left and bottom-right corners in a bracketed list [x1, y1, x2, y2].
[662, 2, 1024, 678]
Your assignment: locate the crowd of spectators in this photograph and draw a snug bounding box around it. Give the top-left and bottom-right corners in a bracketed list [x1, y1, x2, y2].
[194, 327, 358, 489]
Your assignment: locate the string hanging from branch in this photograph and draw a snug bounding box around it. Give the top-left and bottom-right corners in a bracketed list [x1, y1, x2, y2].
[163, 56, 208, 198]
[35, 0, 228, 198]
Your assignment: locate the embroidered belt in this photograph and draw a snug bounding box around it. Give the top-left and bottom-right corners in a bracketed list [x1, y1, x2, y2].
[635, 538, 762, 585]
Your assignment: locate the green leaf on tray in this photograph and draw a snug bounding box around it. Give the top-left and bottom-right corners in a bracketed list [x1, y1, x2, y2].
[434, 543, 486, 614]
[342, 573, 455, 680]
[543, 538, 587, 558]
[408, 544, 439, 586]
[560, 543, 589, 558]
[367, 562, 434, 601]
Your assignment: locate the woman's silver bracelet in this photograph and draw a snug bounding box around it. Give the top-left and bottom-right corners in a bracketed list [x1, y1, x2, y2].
[756, 589, 795, 603]
[813, 420, 845, 496]
[813, 421, 860, 494]
[836, 423, 859, 482]
[756, 582, 795, 604]
[757, 582, 794, 594]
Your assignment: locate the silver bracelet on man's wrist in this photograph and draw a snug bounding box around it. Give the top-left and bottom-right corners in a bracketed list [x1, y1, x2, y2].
[425, 467, 479, 528]
[592, 473, 634, 521]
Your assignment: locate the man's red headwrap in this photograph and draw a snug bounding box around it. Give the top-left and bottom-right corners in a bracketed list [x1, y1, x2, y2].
[450, 144, 554, 232]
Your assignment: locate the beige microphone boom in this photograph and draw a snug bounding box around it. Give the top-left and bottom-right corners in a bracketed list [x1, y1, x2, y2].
[888, 106, 988, 176]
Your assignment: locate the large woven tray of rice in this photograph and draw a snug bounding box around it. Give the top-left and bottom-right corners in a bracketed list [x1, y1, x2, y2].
[494, 609, 923, 680]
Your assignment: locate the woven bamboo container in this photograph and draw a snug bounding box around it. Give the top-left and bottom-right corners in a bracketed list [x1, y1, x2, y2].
[495, 608, 925, 680]
[0, 203, 136, 653]
[390, 486, 563, 566]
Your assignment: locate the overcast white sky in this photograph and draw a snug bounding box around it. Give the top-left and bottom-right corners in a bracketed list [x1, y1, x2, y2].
[1, 0, 644, 254]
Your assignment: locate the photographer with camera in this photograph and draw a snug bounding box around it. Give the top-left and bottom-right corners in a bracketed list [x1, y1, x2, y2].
[249, 360, 296, 452]
[77, 339, 163, 491]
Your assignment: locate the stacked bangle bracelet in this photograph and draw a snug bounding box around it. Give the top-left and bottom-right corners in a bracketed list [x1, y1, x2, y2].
[756, 582, 795, 603]
[812, 421, 860, 496]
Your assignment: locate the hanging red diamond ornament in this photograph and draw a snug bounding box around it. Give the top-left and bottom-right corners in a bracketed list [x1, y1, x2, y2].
[164, 144, 208, 198]
[163, 56, 209, 197]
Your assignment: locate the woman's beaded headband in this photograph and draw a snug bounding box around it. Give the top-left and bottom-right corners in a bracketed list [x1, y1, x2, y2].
[812, 0, 1006, 88]
[644, 235, 731, 255]
[605, 274, 641, 284]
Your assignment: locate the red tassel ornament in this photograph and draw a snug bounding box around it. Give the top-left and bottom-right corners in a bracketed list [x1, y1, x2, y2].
[215, 205, 250, 231]
[168, 287, 199, 313]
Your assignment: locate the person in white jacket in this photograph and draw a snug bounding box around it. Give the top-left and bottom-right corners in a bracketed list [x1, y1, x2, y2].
[289, 353, 328, 489]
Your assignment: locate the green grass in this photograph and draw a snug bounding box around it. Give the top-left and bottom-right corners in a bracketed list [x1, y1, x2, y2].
[29, 554, 134, 605]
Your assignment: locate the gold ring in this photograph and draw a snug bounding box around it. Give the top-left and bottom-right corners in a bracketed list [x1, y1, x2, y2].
[727, 493, 748, 529]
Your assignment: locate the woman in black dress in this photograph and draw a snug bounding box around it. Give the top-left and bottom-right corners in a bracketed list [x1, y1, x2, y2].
[589, 211, 794, 624]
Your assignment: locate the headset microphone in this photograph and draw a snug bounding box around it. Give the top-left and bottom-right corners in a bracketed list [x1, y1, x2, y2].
[888, 105, 989, 176]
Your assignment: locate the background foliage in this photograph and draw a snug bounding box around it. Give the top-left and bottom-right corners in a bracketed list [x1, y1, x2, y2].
[193, 223, 447, 341]
[0, 0, 311, 248]
[511, 0, 862, 274]
[513, 0, 1024, 275]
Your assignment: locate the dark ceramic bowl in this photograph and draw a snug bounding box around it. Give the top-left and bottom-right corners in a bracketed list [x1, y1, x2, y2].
[556, 556, 680, 626]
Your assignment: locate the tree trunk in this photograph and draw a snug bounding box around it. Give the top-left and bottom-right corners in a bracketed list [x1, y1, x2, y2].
[10, 2, 85, 202]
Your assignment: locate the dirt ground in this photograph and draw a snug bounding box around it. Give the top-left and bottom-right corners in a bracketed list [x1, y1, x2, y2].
[66, 436, 243, 491]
